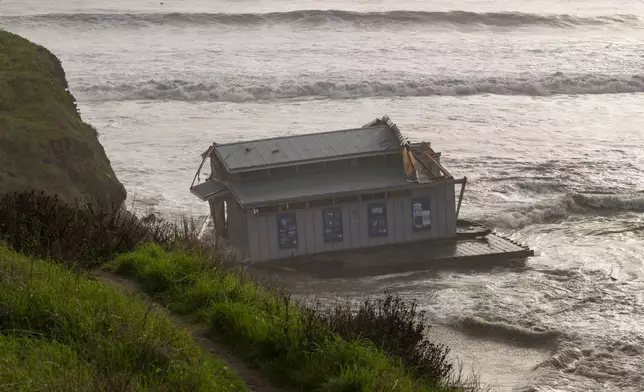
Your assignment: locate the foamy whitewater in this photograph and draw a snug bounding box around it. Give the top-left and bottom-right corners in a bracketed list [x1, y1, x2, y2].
[2, 0, 643, 390]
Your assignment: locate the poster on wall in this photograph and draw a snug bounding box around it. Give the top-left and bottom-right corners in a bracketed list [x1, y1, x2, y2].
[412, 197, 431, 231]
[276, 212, 298, 250]
[368, 203, 388, 238]
[323, 208, 343, 243]
[350, 208, 359, 224]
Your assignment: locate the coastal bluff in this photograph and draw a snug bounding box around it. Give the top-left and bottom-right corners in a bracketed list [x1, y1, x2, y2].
[0, 30, 125, 206]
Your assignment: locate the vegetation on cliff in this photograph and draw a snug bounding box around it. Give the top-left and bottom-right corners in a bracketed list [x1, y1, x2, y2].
[110, 244, 457, 391]
[1, 191, 473, 392]
[0, 244, 247, 391]
[0, 30, 125, 205]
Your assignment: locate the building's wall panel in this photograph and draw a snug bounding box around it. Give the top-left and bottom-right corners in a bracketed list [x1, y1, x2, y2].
[433, 185, 445, 239]
[227, 199, 249, 259]
[302, 209, 316, 254]
[445, 182, 457, 236]
[246, 213, 260, 260]
[392, 199, 406, 243]
[243, 182, 458, 262]
[340, 205, 352, 250]
[347, 204, 361, 249]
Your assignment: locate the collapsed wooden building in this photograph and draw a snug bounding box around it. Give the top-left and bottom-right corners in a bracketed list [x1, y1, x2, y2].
[190, 115, 533, 274]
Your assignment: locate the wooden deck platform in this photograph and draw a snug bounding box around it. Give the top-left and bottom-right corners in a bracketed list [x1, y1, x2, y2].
[258, 231, 534, 279]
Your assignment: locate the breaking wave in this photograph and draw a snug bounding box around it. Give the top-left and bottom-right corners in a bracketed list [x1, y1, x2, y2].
[480, 193, 644, 229]
[75, 74, 644, 102]
[458, 315, 562, 346]
[2, 10, 641, 29]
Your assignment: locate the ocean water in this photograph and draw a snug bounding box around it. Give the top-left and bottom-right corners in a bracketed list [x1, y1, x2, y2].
[2, 1, 643, 390]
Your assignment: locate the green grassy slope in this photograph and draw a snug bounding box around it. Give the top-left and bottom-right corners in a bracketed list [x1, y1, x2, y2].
[110, 243, 461, 392]
[0, 30, 125, 206]
[0, 244, 248, 392]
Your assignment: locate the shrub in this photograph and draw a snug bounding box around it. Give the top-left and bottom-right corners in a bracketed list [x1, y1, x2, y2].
[0, 190, 201, 269]
[312, 295, 453, 384]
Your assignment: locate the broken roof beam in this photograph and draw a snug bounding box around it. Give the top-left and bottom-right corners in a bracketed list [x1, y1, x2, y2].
[381, 115, 410, 148]
[417, 142, 454, 179]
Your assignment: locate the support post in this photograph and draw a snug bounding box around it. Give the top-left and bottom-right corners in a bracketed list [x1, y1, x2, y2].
[191, 143, 214, 189]
[455, 176, 467, 220]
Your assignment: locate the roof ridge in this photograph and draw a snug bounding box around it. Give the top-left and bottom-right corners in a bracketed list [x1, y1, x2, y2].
[214, 124, 388, 147]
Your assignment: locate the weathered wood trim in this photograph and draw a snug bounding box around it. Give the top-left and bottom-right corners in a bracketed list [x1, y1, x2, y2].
[242, 178, 462, 209]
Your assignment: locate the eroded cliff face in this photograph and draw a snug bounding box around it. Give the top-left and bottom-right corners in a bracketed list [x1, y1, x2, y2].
[0, 30, 126, 206]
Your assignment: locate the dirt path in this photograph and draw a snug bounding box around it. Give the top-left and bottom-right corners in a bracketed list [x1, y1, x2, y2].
[92, 271, 285, 392]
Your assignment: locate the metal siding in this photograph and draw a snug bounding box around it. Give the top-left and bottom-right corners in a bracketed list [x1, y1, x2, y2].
[214, 125, 397, 172]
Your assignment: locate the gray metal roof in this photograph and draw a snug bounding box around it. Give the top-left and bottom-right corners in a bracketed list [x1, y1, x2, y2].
[229, 166, 419, 207]
[213, 125, 399, 173]
[190, 179, 230, 201]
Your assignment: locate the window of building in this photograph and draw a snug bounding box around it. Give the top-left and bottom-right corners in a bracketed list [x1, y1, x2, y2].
[240, 170, 267, 181]
[335, 195, 359, 204]
[254, 205, 279, 215]
[269, 166, 297, 179]
[276, 212, 298, 250]
[368, 202, 388, 238]
[362, 192, 386, 202]
[412, 197, 431, 231]
[358, 156, 372, 167]
[326, 159, 350, 171]
[310, 198, 334, 208]
[299, 162, 326, 174]
[387, 189, 411, 199]
[322, 207, 343, 243]
[280, 202, 307, 211]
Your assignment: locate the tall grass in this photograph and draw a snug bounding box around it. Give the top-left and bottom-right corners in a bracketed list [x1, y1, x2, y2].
[313, 295, 452, 383]
[0, 244, 248, 392]
[111, 244, 462, 392]
[0, 190, 201, 269]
